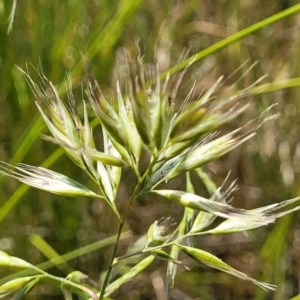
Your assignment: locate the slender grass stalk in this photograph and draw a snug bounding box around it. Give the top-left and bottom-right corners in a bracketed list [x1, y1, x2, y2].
[162, 3, 300, 78]
[99, 184, 141, 300]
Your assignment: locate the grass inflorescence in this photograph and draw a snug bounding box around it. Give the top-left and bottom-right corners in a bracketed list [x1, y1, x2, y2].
[0, 53, 300, 299]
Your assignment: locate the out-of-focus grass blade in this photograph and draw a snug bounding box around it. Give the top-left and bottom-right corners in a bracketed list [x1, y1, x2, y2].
[7, 0, 17, 34]
[254, 215, 294, 300]
[249, 77, 300, 95]
[195, 168, 217, 195]
[29, 234, 72, 274]
[12, 67, 31, 112]
[71, 0, 143, 79]
[10, 117, 45, 167]
[161, 4, 300, 79]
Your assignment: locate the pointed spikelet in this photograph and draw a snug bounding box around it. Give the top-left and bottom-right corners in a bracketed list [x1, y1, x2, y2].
[127, 60, 153, 149]
[86, 77, 129, 150]
[176, 244, 276, 291]
[116, 82, 142, 161]
[0, 162, 102, 198]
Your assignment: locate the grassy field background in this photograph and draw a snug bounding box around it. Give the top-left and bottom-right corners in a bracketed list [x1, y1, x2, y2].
[1, 1, 300, 299]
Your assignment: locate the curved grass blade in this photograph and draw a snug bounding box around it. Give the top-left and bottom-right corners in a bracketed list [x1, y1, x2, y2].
[161, 4, 300, 79]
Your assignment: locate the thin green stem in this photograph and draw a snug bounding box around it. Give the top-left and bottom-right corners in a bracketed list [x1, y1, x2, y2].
[113, 249, 144, 263]
[99, 223, 125, 299]
[99, 183, 142, 300]
[98, 148, 163, 298]
[142, 236, 187, 253]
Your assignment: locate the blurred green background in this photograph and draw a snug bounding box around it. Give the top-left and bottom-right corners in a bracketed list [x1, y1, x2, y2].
[1, 0, 300, 299]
